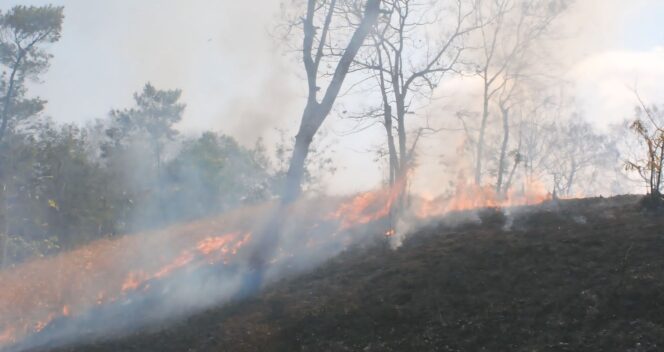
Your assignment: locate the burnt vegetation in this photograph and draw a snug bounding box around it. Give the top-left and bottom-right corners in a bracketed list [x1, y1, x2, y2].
[40, 196, 664, 352]
[0, 1, 664, 351]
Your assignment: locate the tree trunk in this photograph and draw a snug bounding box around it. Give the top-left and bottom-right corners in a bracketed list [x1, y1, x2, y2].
[0, 54, 23, 144]
[396, 99, 407, 176]
[376, 44, 399, 185]
[281, 0, 381, 204]
[475, 81, 490, 185]
[656, 143, 664, 194]
[565, 159, 576, 196]
[504, 155, 519, 196]
[383, 105, 399, 185]
[0, 185, 6, 269]
[496, 106, 509, 195]
[282, 102, 318, 203]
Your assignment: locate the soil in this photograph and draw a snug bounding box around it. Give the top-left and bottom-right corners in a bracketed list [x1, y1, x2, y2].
[42, 195, 664, 352]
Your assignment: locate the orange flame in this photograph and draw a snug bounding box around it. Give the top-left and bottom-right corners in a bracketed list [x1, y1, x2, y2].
[0, 327, 16, 345]
[0, 177, 549, 350]
[0, 202, 269, 350]
[413, 176, 550, 218]
[328, 175, 407, 229]
[121, 271, 147, 292]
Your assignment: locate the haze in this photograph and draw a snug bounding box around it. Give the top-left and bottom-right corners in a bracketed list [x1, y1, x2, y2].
[6, 0, 664, 194]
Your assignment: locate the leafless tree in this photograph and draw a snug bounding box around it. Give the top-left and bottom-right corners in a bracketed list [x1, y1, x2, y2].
[494, 73, 520, 195]
[281, 0, 382, 203]
[625, 93, 664, 204]
[471, 0, 567, 186]
[546, 117, 614, 197]
[349, 0, 477, 186]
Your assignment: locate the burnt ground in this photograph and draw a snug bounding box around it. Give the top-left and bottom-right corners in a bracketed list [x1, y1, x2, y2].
[43, 195, 664, 352]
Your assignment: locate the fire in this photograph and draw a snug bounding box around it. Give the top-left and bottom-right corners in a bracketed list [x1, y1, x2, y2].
[121, 271, 147, 292]
[0, 327, 16, 345]
[120, 232, 252, 292]
[34, 313, 56, 333]
[413, 176, 550, 218]
[96, 291, 107, 305]
[328, 176, 407, 229]
[153, 252, 196, 279]
[0, 203, 271, 350]
[0, 179, 550, 350]
[197, 236, 234, 255]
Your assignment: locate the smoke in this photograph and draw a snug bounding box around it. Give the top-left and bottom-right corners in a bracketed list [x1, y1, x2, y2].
[9, 0, 659, 195]
[0, 190, 412, 351]
[1, 0, 663, 350]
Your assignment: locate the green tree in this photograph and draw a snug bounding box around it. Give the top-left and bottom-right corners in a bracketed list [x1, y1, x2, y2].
[0, 4, 64, 143]
[165, 132, 272, 220]
[110, 83, 185, 176]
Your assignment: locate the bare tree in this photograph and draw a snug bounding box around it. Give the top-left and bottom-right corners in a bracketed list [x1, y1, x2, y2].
[471, 0, 567, 185]
[625, 95, 664, 205]
[546, 117, 614, 197]
[494, 74, 520, 195]
[361, 0, 476, 185]
[281, 0, 382, 203]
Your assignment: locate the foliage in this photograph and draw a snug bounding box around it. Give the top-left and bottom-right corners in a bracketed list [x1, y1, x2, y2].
[0, 4, 64, 141]
[163, 132, 273, 220]
[273, 128, 337, 195]
[545, 118, 617, 197]
[624, 103, 664, 207]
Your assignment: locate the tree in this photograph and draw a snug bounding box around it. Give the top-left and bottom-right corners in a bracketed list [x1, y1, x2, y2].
[273, 128, 337, 195]
[0, 5, 64, 143]
[494, 80, 518, 195]
[110, 83, 185, 181]
[281, 0, 382, 203]
[362, 0, 476, 185]
[0, 5, 63, 268]
[624, 98, 664, 206]
[165, 132, 272, 220]
[545, 117, 614, 197]
[470, 0, 567, 185]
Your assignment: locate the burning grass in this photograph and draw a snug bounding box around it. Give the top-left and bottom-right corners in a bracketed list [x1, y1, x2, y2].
[0, 180, 551, 351]
[42, 195, 664, 352]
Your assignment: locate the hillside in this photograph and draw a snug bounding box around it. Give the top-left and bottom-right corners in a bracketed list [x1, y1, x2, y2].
[42, 195, 664, 352]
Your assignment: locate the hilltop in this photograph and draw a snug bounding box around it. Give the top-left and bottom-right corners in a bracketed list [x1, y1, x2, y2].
[43, 195, 664, 352]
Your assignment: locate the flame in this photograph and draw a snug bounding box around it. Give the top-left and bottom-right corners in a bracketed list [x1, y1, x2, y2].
[120, 232, 252, 292]
[121, 271, 147, 292]
[413, 175, 550, 218]
[328, 175, 407, 229]
[0, 203, 271, 350]
[153, 252, 196, 279]
[96, 291, 107, 305]
[0, 327, 16, 345]
[34, 313, 56, 333]
[0, 177, 550, 350]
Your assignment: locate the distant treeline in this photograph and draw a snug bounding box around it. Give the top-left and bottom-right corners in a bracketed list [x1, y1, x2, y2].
[0, 6, 309, 266]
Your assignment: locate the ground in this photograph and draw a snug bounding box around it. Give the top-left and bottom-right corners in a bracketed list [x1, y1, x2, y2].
[42, 195, 664, 352]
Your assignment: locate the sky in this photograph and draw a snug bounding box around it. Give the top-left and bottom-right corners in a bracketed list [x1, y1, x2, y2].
[5, 0, 664, 195]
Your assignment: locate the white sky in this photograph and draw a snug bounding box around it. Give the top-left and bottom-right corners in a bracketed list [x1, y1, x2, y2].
[5, 0, 664, 195]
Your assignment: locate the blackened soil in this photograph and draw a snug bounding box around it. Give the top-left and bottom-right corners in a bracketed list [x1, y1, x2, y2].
[46, 196, 664, 352]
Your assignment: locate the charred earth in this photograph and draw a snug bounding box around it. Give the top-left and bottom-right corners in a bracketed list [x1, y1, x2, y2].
[38, 195, 664, 352]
